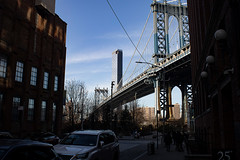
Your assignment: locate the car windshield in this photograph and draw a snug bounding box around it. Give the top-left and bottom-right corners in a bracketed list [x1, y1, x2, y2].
[60, 134, 97, 146]
[0, 149, 7, 159]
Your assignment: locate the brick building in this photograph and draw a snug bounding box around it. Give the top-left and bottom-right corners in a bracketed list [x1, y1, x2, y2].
[141, 107, 155, 125]
[0, 0, 66, 137]
[188, 0, 240, 158]
[172, 103, 180, 120]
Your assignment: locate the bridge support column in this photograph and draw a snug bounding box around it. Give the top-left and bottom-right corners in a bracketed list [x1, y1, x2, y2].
[164, 0, 170, 55]
[186, 85, 193, 131]
[167, 84, 173, 119]
[180, 84, 192, 129]
[154, 79, 161, 116]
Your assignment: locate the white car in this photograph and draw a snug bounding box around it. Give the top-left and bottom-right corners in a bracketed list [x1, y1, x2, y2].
[54, 130, 119, 160]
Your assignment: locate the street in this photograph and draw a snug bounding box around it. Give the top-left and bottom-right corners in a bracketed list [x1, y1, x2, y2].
[119, 136, 159, 160]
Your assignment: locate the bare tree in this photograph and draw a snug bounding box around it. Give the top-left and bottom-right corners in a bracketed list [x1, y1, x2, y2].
[127, 100, 145, 128]
[65, 80, 88, 129]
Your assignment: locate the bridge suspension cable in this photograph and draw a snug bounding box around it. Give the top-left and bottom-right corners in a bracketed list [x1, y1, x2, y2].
[125, 30, 154, 83]
[169, 26, 178, 43]
[112, 8, 152, 89]
[106, 0, 148, 63]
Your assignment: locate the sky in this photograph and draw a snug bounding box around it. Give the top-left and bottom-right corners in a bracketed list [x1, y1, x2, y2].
[55, 0, 184, 107]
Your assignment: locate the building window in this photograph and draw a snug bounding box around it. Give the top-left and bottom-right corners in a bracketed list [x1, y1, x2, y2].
[0, 57, 7, 78]
[53, 103, 56, 122]
[0, 94, 3, 120]
[28, 99, 34, 121]
[12, 97, 21, 121]
[41, 101, 46, 121]
[15, 61, 24, 82]
[43, 72, 49, 89]
[30, 67, 37, 86]
[54, 76, 58, 91]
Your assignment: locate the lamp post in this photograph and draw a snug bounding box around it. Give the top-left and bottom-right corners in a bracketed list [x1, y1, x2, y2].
[78, 85, 85, 130]
[70, 98, 74, 130]
[136, 61, 163, 149]
[156, 110, 160, 149]
[110, 81, 115, 129]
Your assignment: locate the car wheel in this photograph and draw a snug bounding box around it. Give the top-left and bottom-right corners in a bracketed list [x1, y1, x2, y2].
[113, 152, 119, 160]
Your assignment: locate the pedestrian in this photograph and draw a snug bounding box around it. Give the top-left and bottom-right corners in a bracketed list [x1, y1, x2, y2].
[183, 132, 190, 153]
[172, 131, 177, 145]
[175, 131, 184, 152]
[164, 132, 172, 152]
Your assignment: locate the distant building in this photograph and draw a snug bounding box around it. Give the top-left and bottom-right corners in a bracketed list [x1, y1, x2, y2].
[0, 0, 66, 137]
[172, 103, 181, 119]
[112, 49, 122, 92]
[141, 107, 155, 125]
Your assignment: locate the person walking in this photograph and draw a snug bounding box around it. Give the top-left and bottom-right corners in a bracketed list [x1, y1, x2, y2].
[164, 132, 172, 152]
[175, 131, 184, 152]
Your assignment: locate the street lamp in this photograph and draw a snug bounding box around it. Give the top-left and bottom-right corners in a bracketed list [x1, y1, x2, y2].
[70, 98, 74, 130]
[156, 110, 160, 149]
[135, 61, 164, 149]
[110, 81, 115, 129]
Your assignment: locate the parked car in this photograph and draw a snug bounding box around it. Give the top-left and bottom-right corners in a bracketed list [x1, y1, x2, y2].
[37, 132, 60, 145]
[0, 139, 62, 160]
[54, 130, 119, 160]
[0, 132, 14, 139]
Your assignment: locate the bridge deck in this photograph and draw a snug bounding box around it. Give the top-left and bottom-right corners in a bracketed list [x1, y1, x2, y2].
[95, 44, 191, 111]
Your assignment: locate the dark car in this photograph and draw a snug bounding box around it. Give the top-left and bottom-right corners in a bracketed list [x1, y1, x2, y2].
[0, 139, 62, 160]
[0, 132, 14, 139]
[37, 132, 60, 145]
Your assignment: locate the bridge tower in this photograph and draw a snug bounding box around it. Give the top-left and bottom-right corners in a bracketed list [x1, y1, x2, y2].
[152, 0, 189, 60]
[152, 0, 191, 125]
[95, 88, 108, 105]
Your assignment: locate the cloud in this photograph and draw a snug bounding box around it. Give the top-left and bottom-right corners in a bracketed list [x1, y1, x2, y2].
[96, 32, 128, 40]
[66, 45, 138, 64]
[66, 67, 110, 76]
[67, 50, 111, 64]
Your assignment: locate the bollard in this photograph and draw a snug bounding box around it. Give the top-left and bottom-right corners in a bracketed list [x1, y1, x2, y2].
[147, 142, 155, 155]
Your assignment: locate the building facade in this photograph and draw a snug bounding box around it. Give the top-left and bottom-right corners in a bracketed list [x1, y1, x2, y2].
[188, 0, 240, 158]
[142, 107, 155, 124]
[0, 0, 66, 137]
[112, 49, 122, 92]
[172, 103, 180, 120]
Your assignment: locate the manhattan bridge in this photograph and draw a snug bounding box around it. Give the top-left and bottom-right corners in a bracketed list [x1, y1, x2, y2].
[92, 0, 193, 130]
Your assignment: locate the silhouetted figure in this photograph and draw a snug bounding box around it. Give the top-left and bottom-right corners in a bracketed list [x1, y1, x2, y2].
[183, 132, 190, 153]
[172, 131, 177, 145]
[175, 131, 184, 152]
[164, 132, 172, 152]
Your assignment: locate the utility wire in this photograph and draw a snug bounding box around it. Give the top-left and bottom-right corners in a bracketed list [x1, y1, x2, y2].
[170, 26, 178, 43]
[117, 9, 152, 87]
[126, 30, 153, 83]
[106, 0, 148, 63]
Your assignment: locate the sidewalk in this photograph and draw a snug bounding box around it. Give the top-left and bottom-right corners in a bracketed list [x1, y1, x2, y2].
[119, 134, 186, 160]
[137, 142, 185, 160]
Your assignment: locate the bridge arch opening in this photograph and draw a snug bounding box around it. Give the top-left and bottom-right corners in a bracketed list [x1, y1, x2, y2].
[168, 16, 180, 54]
[171, 86, 182, 119]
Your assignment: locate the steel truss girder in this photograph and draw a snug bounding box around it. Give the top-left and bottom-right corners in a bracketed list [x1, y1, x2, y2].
[186, 85, 193, 109]
[186, 84, 194, 129]
[157, 13, 166, 54]
[182, 15, 190, 45]
[155, 2, 189, 55]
